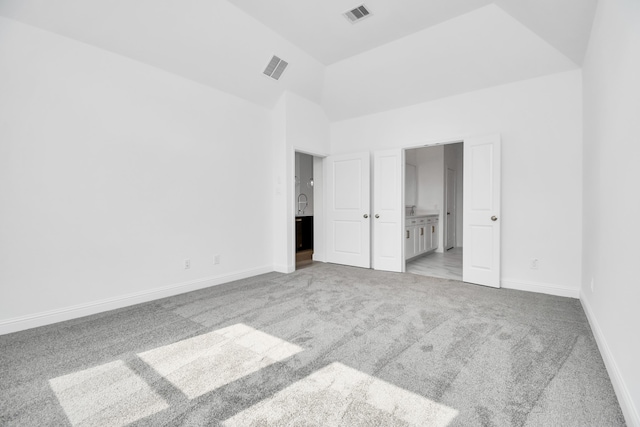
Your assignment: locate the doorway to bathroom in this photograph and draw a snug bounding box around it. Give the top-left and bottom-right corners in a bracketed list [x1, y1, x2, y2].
[295, 152, 316, 269]
[404, 142, 464, 280]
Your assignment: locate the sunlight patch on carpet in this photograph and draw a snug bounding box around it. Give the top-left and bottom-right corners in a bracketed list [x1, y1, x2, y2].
[138, 323, 303, 399]
[49, 360, 169, 427]
[223, 361, 458, 426]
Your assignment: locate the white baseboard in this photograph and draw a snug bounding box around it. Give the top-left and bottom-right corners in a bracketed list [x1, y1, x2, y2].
[273, 264, 295, 273]
[581, 295, 640, 427]
[501, 279, 580, 298]
[0, 265, 273, 336]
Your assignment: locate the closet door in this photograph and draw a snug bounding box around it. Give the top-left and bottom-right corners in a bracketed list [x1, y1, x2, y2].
[372, 149, 403, 272]
[325, 152, 371, 268]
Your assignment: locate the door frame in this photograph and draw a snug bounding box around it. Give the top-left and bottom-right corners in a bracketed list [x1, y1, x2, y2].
[401, 134, 500, 286]
[402, 139, 463, 272]
[445, 166, 457, 250]
[289, 148, 327, 273]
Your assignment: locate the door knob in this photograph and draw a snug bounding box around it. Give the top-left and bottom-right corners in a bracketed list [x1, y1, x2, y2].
[491, 216, 498, 221]
[375, 214, 380, 218]
[363, 214, 369, 218]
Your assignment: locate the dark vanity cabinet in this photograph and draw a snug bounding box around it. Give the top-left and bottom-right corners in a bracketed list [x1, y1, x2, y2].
[295, 216, 313, 252]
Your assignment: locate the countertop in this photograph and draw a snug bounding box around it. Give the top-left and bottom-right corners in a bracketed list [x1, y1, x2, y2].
[407, 211, 439, 218]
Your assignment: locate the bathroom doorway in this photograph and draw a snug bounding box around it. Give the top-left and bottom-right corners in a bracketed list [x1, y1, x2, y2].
[295, 152, 316, 269]
[404, 143, 463, 280]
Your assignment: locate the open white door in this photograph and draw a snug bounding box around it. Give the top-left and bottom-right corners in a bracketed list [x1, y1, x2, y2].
[325, 152, 371, 268]
[463, 134, 501, 288]
[372, 149, 403, 272]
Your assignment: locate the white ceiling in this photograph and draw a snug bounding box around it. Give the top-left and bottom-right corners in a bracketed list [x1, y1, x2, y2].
[0, 0, 326, 109]
[0, 0, 598, 120]
[229, 0, 597, 65]
[323, 4, 579, 120]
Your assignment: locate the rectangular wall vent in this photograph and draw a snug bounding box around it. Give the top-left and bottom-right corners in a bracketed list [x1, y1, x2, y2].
[343, 5, 372, 23]
[263, 55, 288, 80]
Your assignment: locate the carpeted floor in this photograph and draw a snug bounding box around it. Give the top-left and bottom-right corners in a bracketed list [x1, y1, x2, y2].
[0, 263, 626, 426]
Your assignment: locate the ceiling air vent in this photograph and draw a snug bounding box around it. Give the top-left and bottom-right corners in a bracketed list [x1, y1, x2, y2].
[263, 55, 288, 81]
[343, 4, 372, 24]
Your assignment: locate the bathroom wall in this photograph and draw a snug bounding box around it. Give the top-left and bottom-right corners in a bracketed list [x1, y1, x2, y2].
[416, 147, 444, 217]
[443, 143, 464, 248]
[405, 144, 463, 252]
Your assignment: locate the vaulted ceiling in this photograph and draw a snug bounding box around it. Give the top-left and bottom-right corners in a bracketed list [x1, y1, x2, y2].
[230, 0, 597, 66]
[0, 0, 597, 120]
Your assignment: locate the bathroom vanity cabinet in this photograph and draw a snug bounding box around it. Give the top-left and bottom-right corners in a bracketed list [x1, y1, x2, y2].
[405, 215, 438, 260]
[295, 216, 314, 252]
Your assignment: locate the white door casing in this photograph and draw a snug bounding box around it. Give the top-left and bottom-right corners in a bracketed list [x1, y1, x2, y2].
[325, 152, 371, 268]
[445, 167, 456, 250]
[463, 134, 501, 288]
[373, 149, 403, 272]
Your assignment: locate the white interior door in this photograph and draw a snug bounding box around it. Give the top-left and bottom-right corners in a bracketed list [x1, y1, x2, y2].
[373, 149, 403, 272]
[463, 134, 501, 288]
[325, 152, 371, 268]
[445, 167, 456, 250]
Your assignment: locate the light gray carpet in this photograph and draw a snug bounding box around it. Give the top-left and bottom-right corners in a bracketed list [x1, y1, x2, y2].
[0, 263, 626, 426]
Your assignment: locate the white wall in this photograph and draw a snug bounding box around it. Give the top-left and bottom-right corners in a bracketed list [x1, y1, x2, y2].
[0, 18, 275, 332]
[331, 70, 583, 297]
[272, 92, 330, 273]
[581, 0, 640, 425]
[271, 95, 290, 272]
[405, 150, 417, 166]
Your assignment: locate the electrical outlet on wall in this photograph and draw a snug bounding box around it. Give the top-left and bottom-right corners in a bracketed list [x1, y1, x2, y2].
[213, 254, 220, 265]
[530, 258, 539, 270]
[184, 259, 191, 270]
